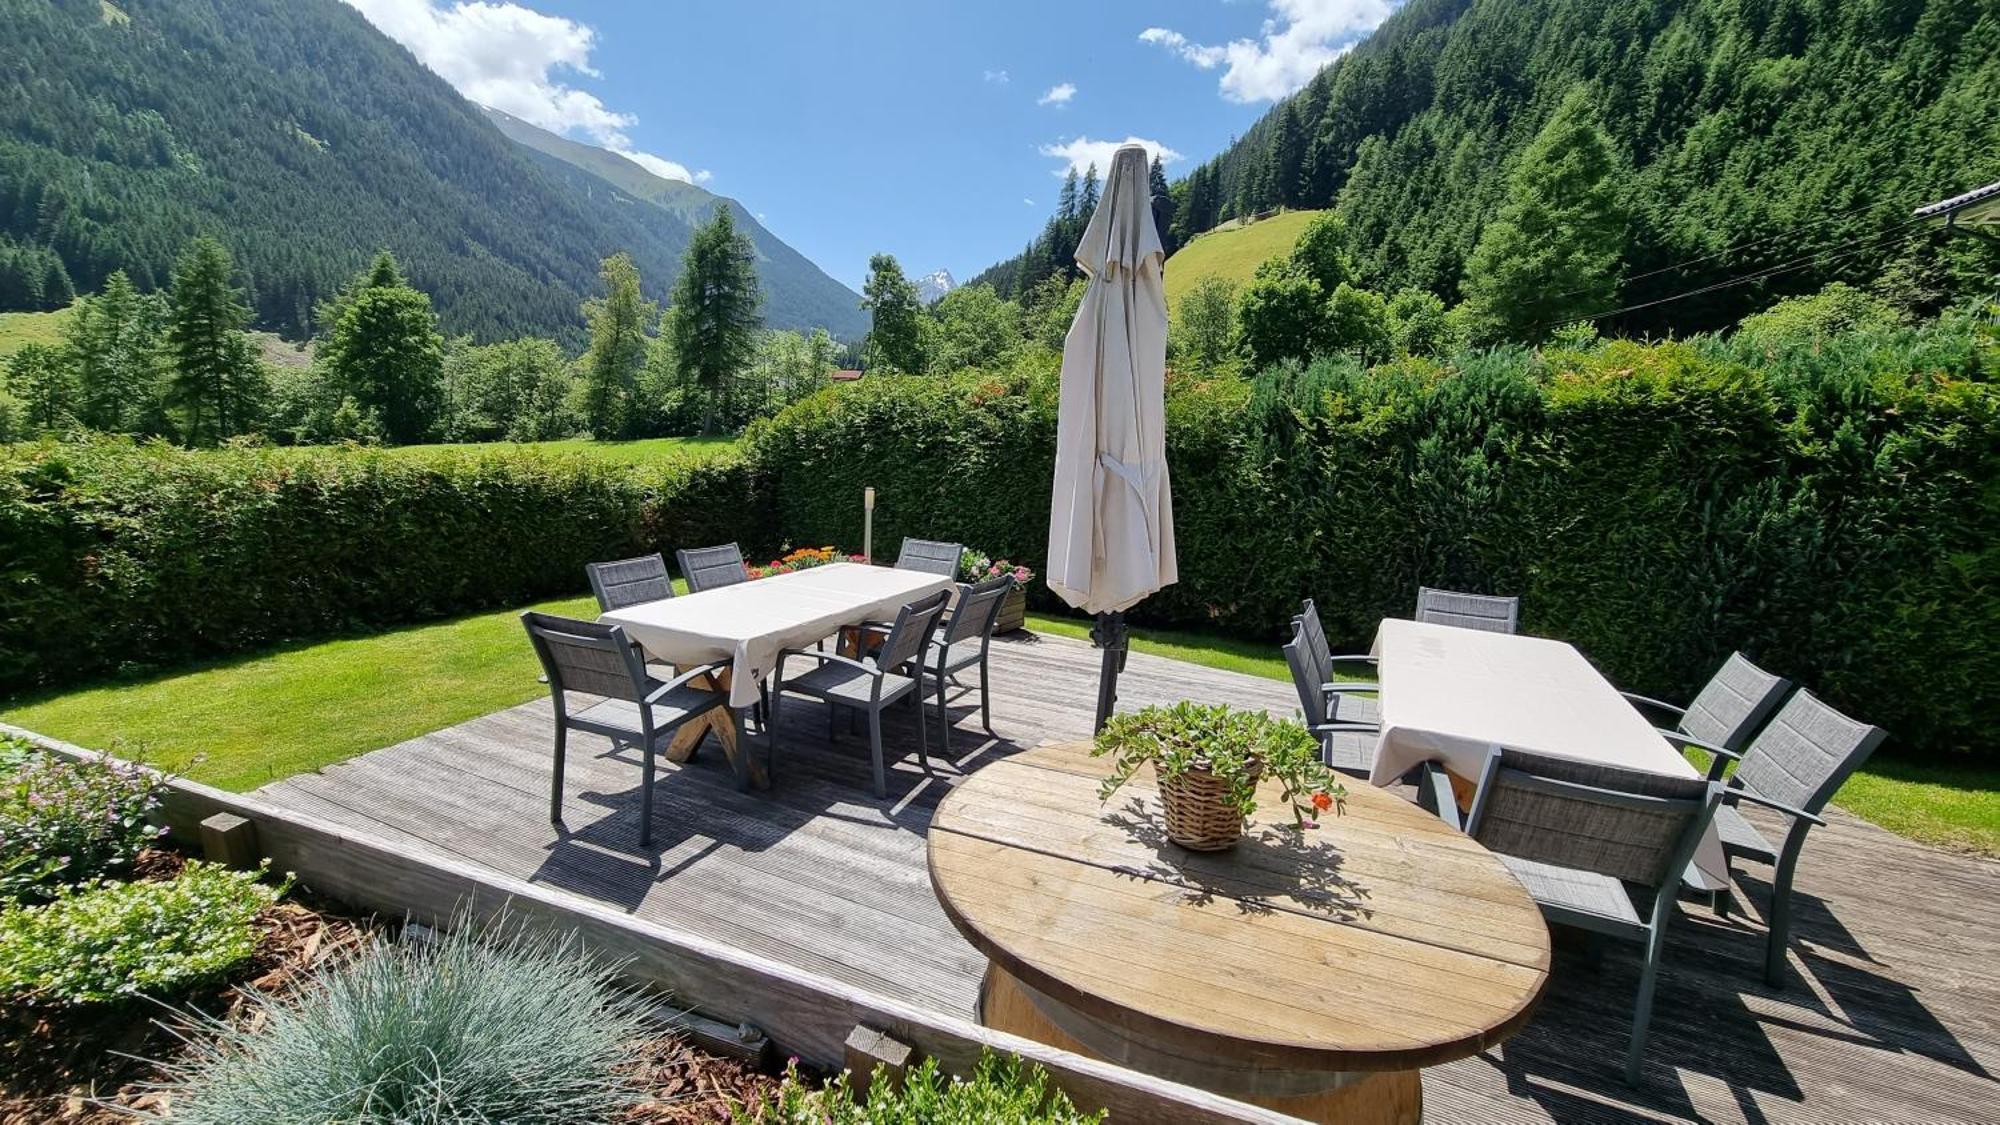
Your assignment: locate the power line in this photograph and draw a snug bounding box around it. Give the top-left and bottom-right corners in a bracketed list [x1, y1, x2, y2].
[1536, 197, 1908, 306]
[1539, 220, 1936, 333]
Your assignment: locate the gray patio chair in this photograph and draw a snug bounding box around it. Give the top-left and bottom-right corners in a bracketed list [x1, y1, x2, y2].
[1656, 689, 1887, 987]
[1295, 598, 1382, 722]
[1437, 747, 1723, 1085]
[676, 543, 749, 593]
[894, 537, 964, 577]
[1283, 618, 1380, 778]
[771, 588, 951, 798]
[916, 574, 1013, 755]
[521, 611, 729, 848]
[586, 553, 674, 612]
[1623, 651, 1791, 756]
[1414, 585, 1520, 633]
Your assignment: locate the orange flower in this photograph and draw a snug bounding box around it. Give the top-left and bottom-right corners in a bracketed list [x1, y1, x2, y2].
[1311, 792, 1333, 812]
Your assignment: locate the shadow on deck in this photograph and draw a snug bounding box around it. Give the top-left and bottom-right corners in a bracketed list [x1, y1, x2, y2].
[257, 632, 1999, 1123]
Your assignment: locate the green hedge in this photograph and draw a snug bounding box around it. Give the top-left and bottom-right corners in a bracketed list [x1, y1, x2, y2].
[748, 314, 1997, 759]
[0, 440, 767, 689]
[3, 310, 1994, 759]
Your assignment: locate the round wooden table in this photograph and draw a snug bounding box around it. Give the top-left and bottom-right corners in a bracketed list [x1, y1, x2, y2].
[927, 741, 1550, 1124]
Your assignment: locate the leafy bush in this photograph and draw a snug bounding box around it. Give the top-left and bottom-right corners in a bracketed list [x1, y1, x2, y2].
[750, 310, 1999, 760]
[0, 860, 281, 1004]
[0, 437, 768, 690]
[0, 737, 166, 903]
[1095, 702, 1342, 828]
[167, 921, 648, 1124]
[735, 1052, 1102, 1124]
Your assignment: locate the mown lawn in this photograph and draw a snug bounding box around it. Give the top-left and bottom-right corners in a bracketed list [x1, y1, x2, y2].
[1162, 208, 1325, 311]
[4, 599, 1993, 855]
[391, 435, 737, 465]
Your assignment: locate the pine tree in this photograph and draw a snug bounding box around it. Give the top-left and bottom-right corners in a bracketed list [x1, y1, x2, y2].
[1080, 164, 1101, 214]
[1458, 86, 1627, 342]
[68, 269, 164, 432]
[861, 253, 926, 374]
[1289, 211, 1354, 294]
[667, 207, 764, 435]
[163, 238, 263, 444]
[323, 250, 445, 443]
[1057, 170, 1080, 221]
[1149, 155, 1177, 255]
[1267, 101, 1306, 208]
[577, 252, 657, 439]
[7, 343, 76, 431]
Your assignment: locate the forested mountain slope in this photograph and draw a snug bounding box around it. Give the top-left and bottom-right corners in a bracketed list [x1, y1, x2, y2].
[481, 109, 865, 339]
[983, 0, 1998, 334]
[0, 0, 860, 342]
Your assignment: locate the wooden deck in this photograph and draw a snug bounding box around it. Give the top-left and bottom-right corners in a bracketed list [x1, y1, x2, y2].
[257, 631, 1999, 1123]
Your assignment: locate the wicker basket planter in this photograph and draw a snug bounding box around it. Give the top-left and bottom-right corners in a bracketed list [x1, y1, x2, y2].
[1158, 759, 1262, 851]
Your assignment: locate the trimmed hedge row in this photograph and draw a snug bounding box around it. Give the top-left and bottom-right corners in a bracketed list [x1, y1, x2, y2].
[0, 442, 767, 689]
[747, 316, 1997, 759]
[3, 310, 1994, 759]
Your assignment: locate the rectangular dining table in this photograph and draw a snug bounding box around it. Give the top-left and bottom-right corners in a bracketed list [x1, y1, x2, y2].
[1367, 617, 1730, 889]
[598, 563, 957, 789]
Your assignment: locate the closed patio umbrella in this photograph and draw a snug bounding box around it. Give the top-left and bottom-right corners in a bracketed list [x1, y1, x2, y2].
[1045, 143, 1177, 730]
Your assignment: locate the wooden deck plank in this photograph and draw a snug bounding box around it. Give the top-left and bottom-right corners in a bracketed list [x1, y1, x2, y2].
[257, 631, 2000, 1123]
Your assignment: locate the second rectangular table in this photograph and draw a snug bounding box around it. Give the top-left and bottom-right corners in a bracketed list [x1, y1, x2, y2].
[1368, 617, 1728, 888]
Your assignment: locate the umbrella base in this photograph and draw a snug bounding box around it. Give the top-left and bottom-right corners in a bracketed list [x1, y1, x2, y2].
[1091, 611, 1130, 733]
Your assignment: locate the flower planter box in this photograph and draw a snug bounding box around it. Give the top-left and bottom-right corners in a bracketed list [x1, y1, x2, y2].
[992, 586, 1027, 634]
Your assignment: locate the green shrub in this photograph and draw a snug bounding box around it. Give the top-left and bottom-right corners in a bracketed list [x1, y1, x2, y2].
[0, 737, 166, 903]
[735, 1052, 1102, 1124]
[0, 437, 768, 690]
[0, 860, 281, 1004]
[167, 921, 647, 1124]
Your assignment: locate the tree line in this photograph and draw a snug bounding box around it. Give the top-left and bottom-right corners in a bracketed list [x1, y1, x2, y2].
[1, 208, 837, 445]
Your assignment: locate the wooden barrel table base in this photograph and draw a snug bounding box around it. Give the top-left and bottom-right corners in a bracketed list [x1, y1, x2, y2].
[926, 740, 1550, 1125]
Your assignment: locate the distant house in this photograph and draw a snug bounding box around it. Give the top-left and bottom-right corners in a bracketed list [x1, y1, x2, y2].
[831, 369, 864, 382]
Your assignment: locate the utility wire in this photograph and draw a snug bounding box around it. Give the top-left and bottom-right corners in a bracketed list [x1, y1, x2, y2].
[1535, 197, 1909, 305]
[1539, 220, 1936, 333]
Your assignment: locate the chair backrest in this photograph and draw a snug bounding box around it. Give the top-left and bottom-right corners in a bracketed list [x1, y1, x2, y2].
[1282, 628, 1330, 728]
[876, 588, 952, 672]
[1415, 586, 1520, 634]
[1466, 748, 1720, 890]
[943, 575, 1014, 645]
[521, 611, 646, 703]
[676, 544, 749, 593]
[895, 538, 964, 577]
[586, 553, 673, 612]
[1732, 690, 1887, 816]
[1679, 652, 1791, 752]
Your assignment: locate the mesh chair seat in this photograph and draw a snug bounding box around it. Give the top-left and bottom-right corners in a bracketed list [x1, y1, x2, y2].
[571, 686, 721, 736]
[1498, 855, 1644, 931]
[1320, 728, 1377, 777]
[784, 660, 921, 707]
[1329, 691, 1380, 727]
[1712, 802, 1777, 864]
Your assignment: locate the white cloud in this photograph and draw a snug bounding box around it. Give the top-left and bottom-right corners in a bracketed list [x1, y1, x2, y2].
[1022, 197, 1036, 207]
[343, 0, 709, 183]
[1037, 82, 1077, 107]
[1140, 0, 1394, 103]
[1039, 136, 1182, 177]
[983, 68, 1011, 84]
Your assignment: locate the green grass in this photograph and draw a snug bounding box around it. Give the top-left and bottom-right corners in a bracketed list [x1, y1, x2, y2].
[5, 597, 1993, 854]
[0, 306, 76, 360]
[387, 435, 736, 465]
[1163, 208, 1326, 311]
[1, 594, 604, 791]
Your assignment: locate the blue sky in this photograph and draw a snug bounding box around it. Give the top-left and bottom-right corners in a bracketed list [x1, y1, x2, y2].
[344, 1, 1398, 291]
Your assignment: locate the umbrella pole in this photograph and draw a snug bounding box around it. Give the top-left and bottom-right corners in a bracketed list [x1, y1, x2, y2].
[1091, 611, 1129, 733]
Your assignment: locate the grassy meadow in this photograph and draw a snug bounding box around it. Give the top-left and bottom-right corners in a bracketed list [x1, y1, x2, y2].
[1163, 208, 1325, 309]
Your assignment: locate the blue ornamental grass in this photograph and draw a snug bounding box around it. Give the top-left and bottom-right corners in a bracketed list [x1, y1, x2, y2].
[163, 918, 648, 1124]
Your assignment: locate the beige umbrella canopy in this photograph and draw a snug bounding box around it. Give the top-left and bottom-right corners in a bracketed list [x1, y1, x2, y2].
[1044, 143, 1176, 726]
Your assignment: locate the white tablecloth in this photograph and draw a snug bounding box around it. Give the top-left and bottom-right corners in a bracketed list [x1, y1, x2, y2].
[1368, 617, 1728, 888]
[598, 563, 956, 708]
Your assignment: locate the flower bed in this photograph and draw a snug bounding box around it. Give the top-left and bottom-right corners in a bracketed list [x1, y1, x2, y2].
[959, 550, 1034, 633]
[749, 545, 868, 579]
